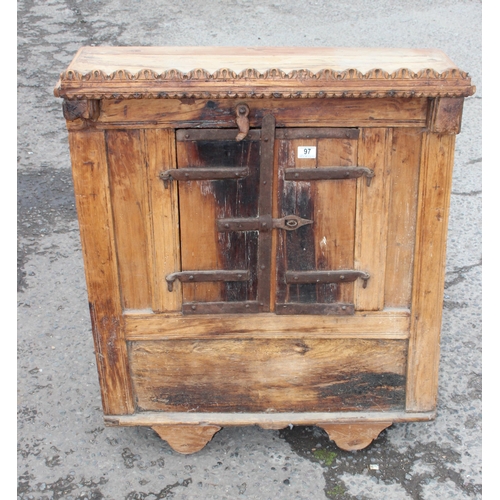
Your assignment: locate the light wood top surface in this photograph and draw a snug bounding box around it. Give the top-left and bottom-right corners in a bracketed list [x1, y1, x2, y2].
[68, 46, 459, 74]
[55, 46, 474, 99]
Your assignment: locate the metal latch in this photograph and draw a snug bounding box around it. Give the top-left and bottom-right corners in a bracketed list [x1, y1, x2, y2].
[235, 103, 250, 141]
[217, 214, 313, 232]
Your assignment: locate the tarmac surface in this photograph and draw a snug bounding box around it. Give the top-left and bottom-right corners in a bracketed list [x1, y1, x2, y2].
[17, 1, 482, 498]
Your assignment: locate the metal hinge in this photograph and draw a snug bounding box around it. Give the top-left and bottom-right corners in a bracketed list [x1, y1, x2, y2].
[285, 270, 370, 288]
[159, 167, 249, 185]
[165, 270, 250, 292]
[285, 167, 375, 186]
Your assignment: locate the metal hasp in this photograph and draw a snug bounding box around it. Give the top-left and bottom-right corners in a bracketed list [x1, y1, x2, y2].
[216, 214, 313, 232]
[235, 103, 250, 141]
[285, 270, 370, 288]
[285, 167, 375, 186]
[165, 270, 250, 292]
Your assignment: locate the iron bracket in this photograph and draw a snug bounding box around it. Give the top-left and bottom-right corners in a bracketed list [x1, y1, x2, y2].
[285, 270, 370, 288]
[285, 167, 375, 186]
[165, 270, 250, 292]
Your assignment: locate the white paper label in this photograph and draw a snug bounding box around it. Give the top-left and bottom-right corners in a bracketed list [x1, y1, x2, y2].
[297, 146, 316, 159]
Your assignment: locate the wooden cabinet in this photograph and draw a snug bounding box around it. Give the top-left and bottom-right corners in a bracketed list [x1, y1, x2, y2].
[55, 47, 475, 454]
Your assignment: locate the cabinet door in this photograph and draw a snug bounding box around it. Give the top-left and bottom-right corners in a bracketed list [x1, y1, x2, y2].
[167, 120, 372, 315]
[167, 115, 277, 314]
[274, 128, 370, 315]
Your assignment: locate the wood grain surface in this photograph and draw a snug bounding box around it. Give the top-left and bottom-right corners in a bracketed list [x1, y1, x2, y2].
[93, 98, 428, 130]
[354, 128, 392, 310]
[144, 128, 182, 312]
[55, 47, 474, 100]
[406, 133, 456, 411]
[65, 47, 460, 74]
[384, 128, 422, 308]
[176, 131, 261, 304]
[124, 310, 410, 340]
[107, 129, 152, 310]
[68, 129, 134, 415]
[129, 338, 407, 412]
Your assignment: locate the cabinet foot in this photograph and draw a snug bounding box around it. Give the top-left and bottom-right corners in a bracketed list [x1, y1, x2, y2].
[319, 422, 392, 451]
[152, 424, 221, 454]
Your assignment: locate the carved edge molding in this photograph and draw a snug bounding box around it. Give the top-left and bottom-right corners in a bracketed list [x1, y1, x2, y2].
[58, 67, 472, 82]
[55, 67, 476, 99]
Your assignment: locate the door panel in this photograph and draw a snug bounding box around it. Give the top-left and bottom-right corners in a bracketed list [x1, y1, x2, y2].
[171, 125, 370, 315]
[176, 131, 261, 309]
[274, 130, 359, 314]
[315, 137, 357, 305]
[130, 338, 407, 412]
[354, 128, 392, 311]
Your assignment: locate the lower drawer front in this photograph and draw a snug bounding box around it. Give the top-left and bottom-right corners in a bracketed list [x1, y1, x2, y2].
[129, 339, 407, 413]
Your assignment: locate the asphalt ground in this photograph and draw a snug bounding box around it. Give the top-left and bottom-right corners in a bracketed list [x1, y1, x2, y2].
[17, 1, 482, 498]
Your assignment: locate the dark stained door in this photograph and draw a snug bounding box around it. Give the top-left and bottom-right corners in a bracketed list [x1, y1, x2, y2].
[169, 121, 371, 315]
[273, 128, 369, 315]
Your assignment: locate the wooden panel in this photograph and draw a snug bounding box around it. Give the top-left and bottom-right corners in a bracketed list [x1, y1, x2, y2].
[275, 134, 358, 308]
[107, 130, 151, 309]
[66, 47, 460, 75]
[406, 133, 456, 411]
[384, 129, 422, 307]
[176, 136, 261, 304]
[284, 138, 317, 304]
[57, 48, 474, 100]
[130, 339, 407, 412]
[68, 130, 134, 415]
[124, 310, 411, 340]
[177, 141, 221, 303]
[315, 137, 357, 304]
[106, 409, 435, 427]
[144, 129, 182, 312]
[428, 97, 464, 134]
[354, 128, 393, 310]
[95, 98, 428, 130]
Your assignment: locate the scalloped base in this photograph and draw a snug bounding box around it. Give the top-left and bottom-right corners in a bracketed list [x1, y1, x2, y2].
[151, 421, 392, 453]
[152, 424, 221, 454]
[319, 422, 392, 451]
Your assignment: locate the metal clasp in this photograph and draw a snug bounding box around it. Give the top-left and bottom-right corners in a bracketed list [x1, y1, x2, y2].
[235, 103, 250, 141]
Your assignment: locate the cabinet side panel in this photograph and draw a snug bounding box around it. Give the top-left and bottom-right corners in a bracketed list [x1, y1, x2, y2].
[130, 339, 407, 412]
[384, 128, 422, 307]
[68, 129, 134, 415]
[107, 130, 152, 310]
[145, 129, 182, 312]
[355, 128, 392, 310]
[406, 133, 455, 411]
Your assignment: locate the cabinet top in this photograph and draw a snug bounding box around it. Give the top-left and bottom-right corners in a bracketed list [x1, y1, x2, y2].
[54, 46, 475, 100]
